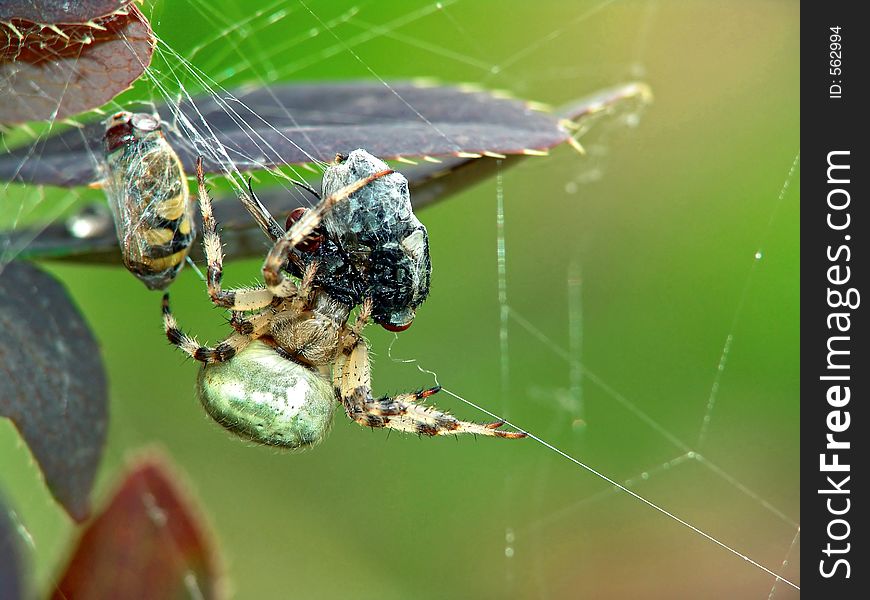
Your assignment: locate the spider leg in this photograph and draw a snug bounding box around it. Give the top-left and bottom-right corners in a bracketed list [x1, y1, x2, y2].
[196, 157, 282, 311]
[240, 170, 325, 244]
[229, 306, 275, 335]
[334, 338, 525, 439]
[340, 298, 371, 351]
[162, 293, 264, 363]
[262, 168, 394, 298]
[239, 177, 285, 243]
[288, 261, 319, 313]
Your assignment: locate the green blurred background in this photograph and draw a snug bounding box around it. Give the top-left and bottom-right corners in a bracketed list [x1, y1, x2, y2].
[1, 1, 799, 597]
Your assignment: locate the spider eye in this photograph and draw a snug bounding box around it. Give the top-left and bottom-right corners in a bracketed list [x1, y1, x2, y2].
[284, 207, 324, 252]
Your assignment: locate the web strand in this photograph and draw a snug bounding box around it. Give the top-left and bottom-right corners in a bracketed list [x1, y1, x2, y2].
[697, 152, 801, 449]
[767, 527, 800, 600]
[0, 1, 798, 596]
[508, 305, 797, 529]
[440, 388, 799, 591]
[567, 261, 585, 423]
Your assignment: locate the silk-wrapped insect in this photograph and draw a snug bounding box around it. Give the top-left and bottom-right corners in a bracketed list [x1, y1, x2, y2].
[101, 112, 196, 290]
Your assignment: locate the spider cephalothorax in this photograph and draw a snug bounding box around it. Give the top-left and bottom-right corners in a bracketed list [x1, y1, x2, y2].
[163, 149, 525, 448]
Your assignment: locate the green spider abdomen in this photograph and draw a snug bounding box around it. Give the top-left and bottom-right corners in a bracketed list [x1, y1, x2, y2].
[196, 340, 335, 448]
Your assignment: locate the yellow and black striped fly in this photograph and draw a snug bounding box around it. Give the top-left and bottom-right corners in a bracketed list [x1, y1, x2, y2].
[101, 112, 195, 290]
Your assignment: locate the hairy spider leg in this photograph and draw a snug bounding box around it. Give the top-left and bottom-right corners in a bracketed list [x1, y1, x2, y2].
[228, 306, 275, 335]
[238, 175, 321, 244]
[240, 176, 285, 243]
[335, 336, 526, 439]
[196, 157, 286, 311]
[162, 294, 257, 363]
[261, 168, 394, 298]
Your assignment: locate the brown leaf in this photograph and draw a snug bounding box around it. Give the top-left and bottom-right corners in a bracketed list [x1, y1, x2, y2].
[52, 455, 222, 600]
[0, 261, 108, 522]
[1, 81, 567, 185]
[0, 3, 154, 123]
[0, 83, 652, 265]
[0, 1, 130, 23]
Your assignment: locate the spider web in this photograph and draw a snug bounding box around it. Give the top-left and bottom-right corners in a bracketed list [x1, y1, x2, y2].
[0, 1, 800, 598]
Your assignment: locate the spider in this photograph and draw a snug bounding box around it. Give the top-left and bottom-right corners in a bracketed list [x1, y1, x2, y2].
[162, 149, 526, 448]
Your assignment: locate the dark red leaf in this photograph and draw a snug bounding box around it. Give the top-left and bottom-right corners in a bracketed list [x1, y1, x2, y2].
[0, 492, 25, 600]
[0, 83, 651, 265]
[0, 260, 108, 522]
[0, 1, 130, 23]
[0, 155, 485, 265]
[0, 3, 154, 123]
[52, 455, 222, 600]
[1, 81, 568, 185]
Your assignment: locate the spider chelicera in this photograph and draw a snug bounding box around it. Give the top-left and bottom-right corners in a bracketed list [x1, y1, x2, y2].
[162, 149, 526, 448]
